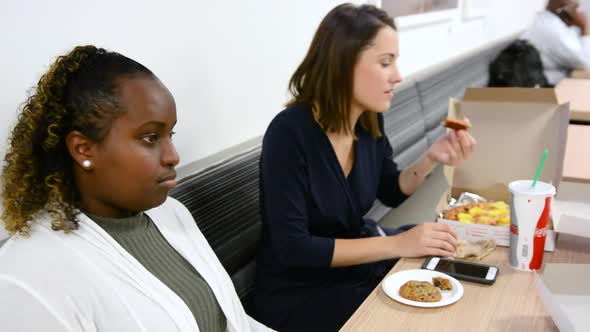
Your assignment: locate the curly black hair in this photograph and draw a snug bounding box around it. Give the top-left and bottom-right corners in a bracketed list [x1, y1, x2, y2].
[2, 45, 154, 235]
[488, 40, 550, 88]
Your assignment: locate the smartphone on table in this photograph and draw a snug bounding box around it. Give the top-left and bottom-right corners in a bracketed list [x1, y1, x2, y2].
[422, 257, 499, 285]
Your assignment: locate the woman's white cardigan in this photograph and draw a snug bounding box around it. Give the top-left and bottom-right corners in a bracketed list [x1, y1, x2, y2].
[0, 197, 273, 332]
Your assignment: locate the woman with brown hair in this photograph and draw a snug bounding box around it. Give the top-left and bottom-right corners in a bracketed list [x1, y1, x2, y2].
[255, 4, 475, 331]
[0, 46, 272, 331]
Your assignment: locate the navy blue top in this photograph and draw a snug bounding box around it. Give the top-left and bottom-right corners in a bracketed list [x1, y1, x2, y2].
[254, 103, 408, 328]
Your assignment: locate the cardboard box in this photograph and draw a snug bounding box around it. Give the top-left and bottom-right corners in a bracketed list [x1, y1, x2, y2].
[435, 88, 570, 251]
[535, 264, 590, 331]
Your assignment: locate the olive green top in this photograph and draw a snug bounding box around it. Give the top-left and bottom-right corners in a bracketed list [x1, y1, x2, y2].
[89, 212, 227, 331]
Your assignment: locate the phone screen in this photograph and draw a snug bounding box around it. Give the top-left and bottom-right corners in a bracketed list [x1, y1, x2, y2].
[435, 259, 489, 278]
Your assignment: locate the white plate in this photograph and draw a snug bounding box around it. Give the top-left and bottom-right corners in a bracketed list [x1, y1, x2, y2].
[382, 269, 464, 308]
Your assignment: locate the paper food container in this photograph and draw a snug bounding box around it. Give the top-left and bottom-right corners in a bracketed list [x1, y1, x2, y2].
[435, 88, 570, 252]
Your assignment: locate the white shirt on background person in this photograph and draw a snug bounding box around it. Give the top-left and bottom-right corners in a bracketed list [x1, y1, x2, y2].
[523, 9, 590, 85]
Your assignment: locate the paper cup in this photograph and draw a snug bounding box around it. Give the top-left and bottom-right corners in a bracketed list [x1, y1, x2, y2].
[508, 180, 556, 271]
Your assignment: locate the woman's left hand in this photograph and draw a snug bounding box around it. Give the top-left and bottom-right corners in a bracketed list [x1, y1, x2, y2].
[426, 127, 476, 167]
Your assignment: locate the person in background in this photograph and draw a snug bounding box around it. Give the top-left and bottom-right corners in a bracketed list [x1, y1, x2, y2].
[0, 45, 273, 332]
[488, 39, 550, 88]
[254, 4, 476, 332]
[523, 0, 590, 85]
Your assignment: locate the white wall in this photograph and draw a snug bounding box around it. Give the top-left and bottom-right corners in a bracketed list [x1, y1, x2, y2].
[1, 0, 366, 168]
[1, 0, 548, 171]
[393, 0, 547, 76]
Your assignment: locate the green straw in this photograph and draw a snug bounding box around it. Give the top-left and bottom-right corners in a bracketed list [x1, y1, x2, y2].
[532, 149, 548, 188]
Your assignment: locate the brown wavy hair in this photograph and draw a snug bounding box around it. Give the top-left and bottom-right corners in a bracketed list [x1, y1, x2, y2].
[287, 3, 396, 137]
[2, 45, 154, 235]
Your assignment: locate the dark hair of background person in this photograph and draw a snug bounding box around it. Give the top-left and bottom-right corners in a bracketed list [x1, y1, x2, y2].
[287, 3, 397, 137]
[2, 46, 155, 235]
[488, 39, 551, 88]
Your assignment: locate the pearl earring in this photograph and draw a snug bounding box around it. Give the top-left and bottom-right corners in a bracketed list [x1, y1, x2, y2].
[82, 160, 92, 168]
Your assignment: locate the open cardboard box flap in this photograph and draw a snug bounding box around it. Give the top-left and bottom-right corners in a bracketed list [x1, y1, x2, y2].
[437, 88, 570, 208]
[463, 87, 562, 104]
[436, 88, 570, 250]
